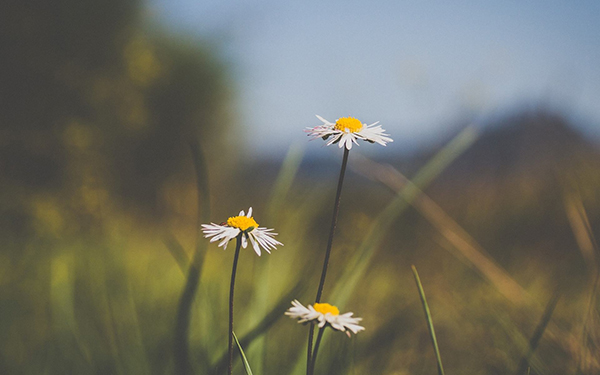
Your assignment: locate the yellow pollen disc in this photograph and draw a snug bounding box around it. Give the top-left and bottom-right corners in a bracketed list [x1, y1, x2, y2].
[227, 215, 259, 231]
[334, 117, 363, 133]
[314, 303, 340, 316]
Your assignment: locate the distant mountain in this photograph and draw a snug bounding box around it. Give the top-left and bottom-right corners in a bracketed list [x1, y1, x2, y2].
[407, 110, 600, 267]
[424, 110, 600, 201]
[447, 110, 597, 178]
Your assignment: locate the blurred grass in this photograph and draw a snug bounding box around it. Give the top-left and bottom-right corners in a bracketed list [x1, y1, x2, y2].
[564, 191, 600, 373]
[2, 119, 600, 375]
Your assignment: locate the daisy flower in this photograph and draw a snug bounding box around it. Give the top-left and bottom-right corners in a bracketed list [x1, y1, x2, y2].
[201, 207, 282, 256]
[305, 115, 393, 150]
[286, 299, 364, 337]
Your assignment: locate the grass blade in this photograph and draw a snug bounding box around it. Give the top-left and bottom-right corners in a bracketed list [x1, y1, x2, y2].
[515, 292, 560, 375]
[412, 265, 445, 375]
[267, 142, 305, 222]
[163, 233, 190, 274]
[233, 331, 254, 375]
[174, 139, 212, 375]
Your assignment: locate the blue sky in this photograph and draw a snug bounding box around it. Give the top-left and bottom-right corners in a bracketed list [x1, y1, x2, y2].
[146, 0, 600, 157]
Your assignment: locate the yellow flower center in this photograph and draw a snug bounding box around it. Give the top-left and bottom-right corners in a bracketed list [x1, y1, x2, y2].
[227, 215, 259, 231]
[334, 117, 363, 133]
[314, 303, 340, 316]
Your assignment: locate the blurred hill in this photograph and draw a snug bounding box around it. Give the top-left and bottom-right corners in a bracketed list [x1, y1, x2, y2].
[425, 110, 600, 265]
[433, 110, 599, 191]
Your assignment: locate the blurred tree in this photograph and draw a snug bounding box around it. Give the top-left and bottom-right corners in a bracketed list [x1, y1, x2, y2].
[0, 0, 231, 230]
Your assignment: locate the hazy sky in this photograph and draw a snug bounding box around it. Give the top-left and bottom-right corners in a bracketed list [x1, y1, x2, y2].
[147, 0, 600, 157]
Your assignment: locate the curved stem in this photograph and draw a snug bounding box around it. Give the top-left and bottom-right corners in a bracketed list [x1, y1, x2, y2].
[228, 235, 243, 375]
[308, 327, 326, 375]
[308, 147, 350, 373]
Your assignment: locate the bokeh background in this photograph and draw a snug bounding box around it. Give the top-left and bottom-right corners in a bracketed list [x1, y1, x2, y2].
[1, 0, 600, 374]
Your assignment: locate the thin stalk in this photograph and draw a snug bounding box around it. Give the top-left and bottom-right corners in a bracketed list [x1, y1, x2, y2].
[412, 265, 445, 375]
[315, 147, 350, 302]
[308, 327, 326, 375]
[308, 147, 350, 372]
[228, 236, 243, 375]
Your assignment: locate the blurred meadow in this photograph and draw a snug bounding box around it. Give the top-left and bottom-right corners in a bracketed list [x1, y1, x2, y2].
[1, 1, 600, 374]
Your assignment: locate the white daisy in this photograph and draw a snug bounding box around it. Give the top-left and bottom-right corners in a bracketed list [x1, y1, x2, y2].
[285, 299, 364, 337]
[305, 115, 393, 150]
[201, 207, 283, 256]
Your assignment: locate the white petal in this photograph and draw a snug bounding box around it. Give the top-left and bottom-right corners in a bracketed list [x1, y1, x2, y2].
[248, 234, 262, 256]
[218, 236, 231, 248]
[285, 300, 313, 321]
[325, 132, 343, 146]
[317, 316, 327, 328]
[341, 134, 353, 150]
[307, 125, 337, 142]
[202, 224, 240, 250]
[356, 123, 393, 146]
[315, 115, 333, 125]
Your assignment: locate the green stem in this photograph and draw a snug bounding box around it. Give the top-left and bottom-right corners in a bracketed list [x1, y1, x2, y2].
[308, 327, 326, 375]
[308, 147, 350, 373]
[228, 236, 243, 375]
